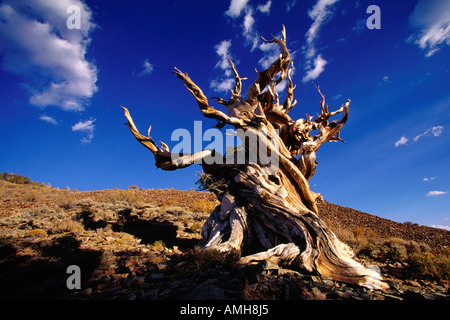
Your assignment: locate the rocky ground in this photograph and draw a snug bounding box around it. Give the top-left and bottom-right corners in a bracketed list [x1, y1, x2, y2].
[0, 180, 448, 300]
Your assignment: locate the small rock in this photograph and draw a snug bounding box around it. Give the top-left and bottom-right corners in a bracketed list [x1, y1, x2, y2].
[300, 289, 313, 300]
[304, 275, 321, 283]
[311, 287, 327, 300]
[371, 292, 386, 300]
[149, 273, 164, 280]
[97, 282, 109, 290]
[406, 280, 421, 288]
[382, 293, 403, 300]
[128, 276, 145, 287]
[436, 285, 446, 292]
[81, 288, 92, 295]
[338, 290, 360, 299]
[157, 263, 167, 270]
[438, 279, 448, 286]
[387, 280, 403, 293]
[322, 278, 334, 286]
[360, 293, 372, 300]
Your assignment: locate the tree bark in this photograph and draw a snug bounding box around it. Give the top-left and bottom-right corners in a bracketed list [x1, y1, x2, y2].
[122, 26, 389, 290]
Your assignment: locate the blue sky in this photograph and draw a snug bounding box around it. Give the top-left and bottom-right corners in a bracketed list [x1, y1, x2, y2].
[0, 0, 449, 230]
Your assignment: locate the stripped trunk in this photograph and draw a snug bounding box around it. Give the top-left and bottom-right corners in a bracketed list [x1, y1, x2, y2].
[122, 26, 389, 290]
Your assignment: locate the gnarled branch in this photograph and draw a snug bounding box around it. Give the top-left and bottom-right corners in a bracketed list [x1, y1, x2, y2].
[122, 106, 216, 171]
[246, 25, 291, 107]
[173, 68, 244, 129]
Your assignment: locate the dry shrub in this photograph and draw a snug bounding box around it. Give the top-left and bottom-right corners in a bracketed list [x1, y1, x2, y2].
[25, 229, 48, 238]
[152, 240, 167, 250]
[177, 248, 240, 272]
[98, 189, 144, 207]
[49, 219, 84, 234]
[333, 225, 435, 265]
[188, 199, 217, 213]
[408, 252, 450, 280]
[187, 221, 203, 234]
[56, 193, 76, 209]
[378, 238, 408, 261]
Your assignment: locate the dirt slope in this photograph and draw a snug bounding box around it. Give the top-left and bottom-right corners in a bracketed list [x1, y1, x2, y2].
[0, 181, 448, 300]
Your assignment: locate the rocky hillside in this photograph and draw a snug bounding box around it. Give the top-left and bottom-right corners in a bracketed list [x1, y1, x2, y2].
[317, 200, 449, 249]
[0, 179, 448, 300]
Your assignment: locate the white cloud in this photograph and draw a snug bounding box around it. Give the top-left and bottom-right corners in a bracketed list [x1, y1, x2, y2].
[241, 9, 260, 51]
[302, 55, 327, 82]
[223, 0, 262, 51]
[423, 177, 436, 182]
[430, 225, 450, 231]
[352, 18, 366, 35]
[139, 59, 154, 76]
[395, 126, 444, 147]
[394, 136, 409, 147]
[377, 75, 391, 86]
[39, 115, 57, 125]
[258, 42, 279, 69]
[211, 40, 235, 92]
[210, 78, 235, 92]
[426, 190, 447, 197]
[72, 118, 96, 143]
[305, 0, 340, 59]
[302, 0, 339, 83]
[413, 126, 444, 142]
[243, 9, 255, 34]
[0, 0, 98, 111]
[286, 0, 298, 12]
[257, 1, 272, 14]
[215, 40, 232, 70]
[225, 0, 250, 18]
[408, 0, 450, 57]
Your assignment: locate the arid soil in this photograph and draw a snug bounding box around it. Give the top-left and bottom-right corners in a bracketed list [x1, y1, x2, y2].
[0, 181, 448, 300]
[317, 201, 449, 250]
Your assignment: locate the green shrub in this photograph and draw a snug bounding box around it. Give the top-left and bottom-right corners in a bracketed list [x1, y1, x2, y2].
[407, 252, 450, 280]
[152, 240, 167, 250]
[195, 171, 228, 194]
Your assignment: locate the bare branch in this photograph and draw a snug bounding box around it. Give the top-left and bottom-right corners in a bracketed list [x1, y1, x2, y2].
[173, 68, 244, 128]
[122, 106, 161, 154]
[228, 59, 247, 96]
[283, 62, 297, 113]
[246, 25, 291, 106]
[122, 106, 216, 171]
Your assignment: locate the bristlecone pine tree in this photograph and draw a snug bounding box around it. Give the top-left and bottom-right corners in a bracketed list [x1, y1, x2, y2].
[122, 26, 389, 290]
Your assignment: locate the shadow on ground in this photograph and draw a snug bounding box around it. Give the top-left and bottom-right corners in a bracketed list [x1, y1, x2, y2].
[0, 235, 102, 299]
[79, 207, 199, 249]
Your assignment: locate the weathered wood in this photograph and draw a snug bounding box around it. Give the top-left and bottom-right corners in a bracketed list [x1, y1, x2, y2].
[122, 27, 389, 290]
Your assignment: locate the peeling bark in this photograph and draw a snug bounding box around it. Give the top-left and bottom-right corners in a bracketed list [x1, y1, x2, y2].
[122, 26, 389, 290]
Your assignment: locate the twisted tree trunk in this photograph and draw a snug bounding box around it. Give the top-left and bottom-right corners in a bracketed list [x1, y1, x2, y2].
[122, 26, 389, 290]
